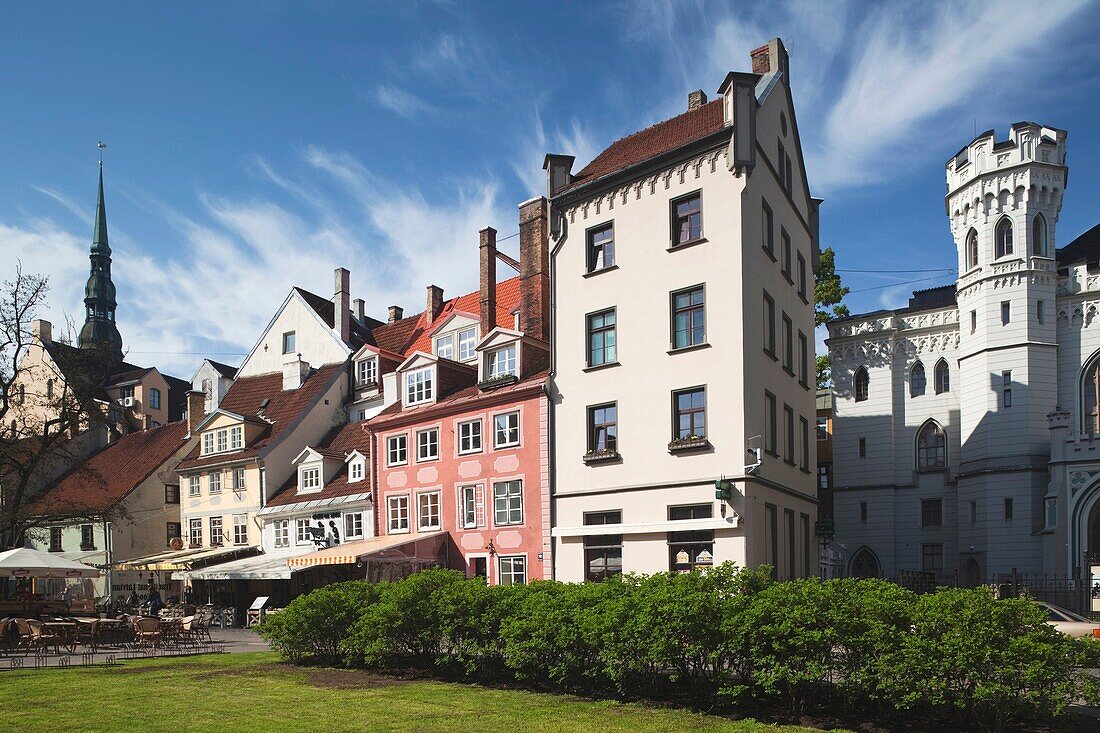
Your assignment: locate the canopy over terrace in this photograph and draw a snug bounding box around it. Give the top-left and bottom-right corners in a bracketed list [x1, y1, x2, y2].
[0, 547, 102, 578]
[288, 532, 447, 583]
[173, 551, 314, 581]
[115, 545, 258, 573]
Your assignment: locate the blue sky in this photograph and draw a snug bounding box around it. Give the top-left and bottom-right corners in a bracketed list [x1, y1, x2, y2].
[3, 1, 1100, 378]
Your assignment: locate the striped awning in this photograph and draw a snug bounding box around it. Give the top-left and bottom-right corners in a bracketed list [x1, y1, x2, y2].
[287, 532, 443, 569]
[115, 545, 257, 572]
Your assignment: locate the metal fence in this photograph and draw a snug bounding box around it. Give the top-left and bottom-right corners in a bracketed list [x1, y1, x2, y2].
[887, 569, 1095, 618]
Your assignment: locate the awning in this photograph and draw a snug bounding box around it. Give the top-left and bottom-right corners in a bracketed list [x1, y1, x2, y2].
[288, 532, 443, 569]
[0, 547, 102, 578]
[257, 492, 372, 516]
[115, 545, 258, 572]
[173, 551, 313, 581]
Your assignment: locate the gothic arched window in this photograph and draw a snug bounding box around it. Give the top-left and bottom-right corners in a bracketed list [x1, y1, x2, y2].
[850, 548, 881, 578]
[966, 229, 979, 270]
[1032, 214, 1047, 256]
[1084, 357, 1100, 434]
[910, 362, 926, 398]
[934, 360, 950, 394]
[917, 421, 946, 469]
[995, 217, 1014, 259]
[854, 367, 869, 402]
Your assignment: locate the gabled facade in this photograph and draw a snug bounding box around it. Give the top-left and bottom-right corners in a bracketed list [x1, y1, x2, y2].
[547, 38, 819, 582]
[191, 359, 238, 416]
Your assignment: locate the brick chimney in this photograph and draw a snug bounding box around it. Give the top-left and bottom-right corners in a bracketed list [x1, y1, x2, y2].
[333, 268, 351, 344]
[388, 305, 404, 323]
[750, 38, 789, 79]
[186, 390, 205, 433]
[353, 298, 366, 324]
[479, 227, 497, 337]
[32, 319, 52, 344]
[425, 285, 444, 327]
[518, 198, 549, 341]
[688, 90, 707, 111]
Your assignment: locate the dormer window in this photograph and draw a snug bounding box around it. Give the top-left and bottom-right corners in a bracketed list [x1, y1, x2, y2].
[487, 345, 517, 379]
[216, 429, 228, 453]
[300, 466, 321, 493]
[435, 334, 455, 359]
[202, 432, 214, 454]
[349, 459, 365, 483]
[230, 426, 243, 450]
[356, 357, 377, 387]
[405, 367, 434, 405]
[458, 327, 478, 362]
[203, 426, 243, 455]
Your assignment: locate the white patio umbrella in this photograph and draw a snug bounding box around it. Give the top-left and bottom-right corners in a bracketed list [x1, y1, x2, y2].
[0, 547, 102, 578]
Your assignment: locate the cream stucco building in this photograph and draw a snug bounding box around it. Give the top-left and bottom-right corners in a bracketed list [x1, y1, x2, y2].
[547, 38, 819, 582]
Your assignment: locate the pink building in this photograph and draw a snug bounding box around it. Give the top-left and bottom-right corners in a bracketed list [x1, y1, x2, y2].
[367, 198, 552, 584]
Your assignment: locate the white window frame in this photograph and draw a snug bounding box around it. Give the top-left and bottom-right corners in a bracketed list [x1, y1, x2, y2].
[405, 367, 434, 406]
[487, 344, 518, 379]
[188, 518, 202, 547]
[497, 555, 527, 586]
[209, 516, 223, 546]
[418, 490, 442, 531]
[435, 333, 455, 360]
[493, 479, 523, 526]
[208, 471, 222, 494]
[457, 419, 482, 454]
[457, 327, 478, 362]
[388, 495, 410, 534]
[349, 459, 365, 483]
[273, 520, 290, 548]
[387, 434, 408, 466]
[202, 432, 214, 455]
[233, 514, 248, 545]
[493, 411, 520, 448]
[233, 467, 246, 491]
[344, 512, 364, 539]
[416, 428, 440, 462]
[229, 426, 243, 450]
[460, 484, 484, 529]
[356, 357, 378, 386]
[216, 428, 228, 453]
[188, 475, 201, 497]
[300, 466, 322, 493]
[295, 519, 312, 546]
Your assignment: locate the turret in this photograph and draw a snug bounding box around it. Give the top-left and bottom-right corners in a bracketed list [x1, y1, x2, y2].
[78, 161, 124, 361]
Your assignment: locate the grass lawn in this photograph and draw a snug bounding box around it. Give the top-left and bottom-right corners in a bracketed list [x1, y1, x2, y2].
[0, 652, 835, 733]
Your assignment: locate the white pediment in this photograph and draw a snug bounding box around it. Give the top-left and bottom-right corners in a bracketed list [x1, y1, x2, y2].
[396, 351, 437, 372]
[476, 327, 523, 351]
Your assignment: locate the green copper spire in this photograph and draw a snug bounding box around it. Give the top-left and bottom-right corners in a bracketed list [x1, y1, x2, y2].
[79, 153, 123, 361]
[91, 162, 110, 255]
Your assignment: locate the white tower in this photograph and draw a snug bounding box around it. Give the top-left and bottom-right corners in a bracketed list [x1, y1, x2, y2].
[946, 123, 1067, 578]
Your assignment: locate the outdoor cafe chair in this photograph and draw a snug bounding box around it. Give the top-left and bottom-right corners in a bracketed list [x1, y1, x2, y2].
[24, 619, 60, 654]
[133, 617, 162, 649]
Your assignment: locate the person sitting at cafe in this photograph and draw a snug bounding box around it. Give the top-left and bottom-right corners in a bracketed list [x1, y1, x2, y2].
[148, 586, 163, 615]
[126, 589, 140, 608]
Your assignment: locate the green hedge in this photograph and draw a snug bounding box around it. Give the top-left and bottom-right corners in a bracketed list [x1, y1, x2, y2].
[259, 566, 1100, 731]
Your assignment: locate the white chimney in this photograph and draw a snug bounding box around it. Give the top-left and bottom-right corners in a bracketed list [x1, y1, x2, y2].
[334, 267, 351, 344]
[283, 356, 311, 391]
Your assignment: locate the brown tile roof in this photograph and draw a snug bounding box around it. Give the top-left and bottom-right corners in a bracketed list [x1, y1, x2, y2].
[176, 362, 344, 471]
[566, 99, 727, 192]
[369, 276, 523, 357]
[266, 422, 372, 507]
[370, 370, 547, 425]
[294, 287, 379, 351]
[27, 421, 190, 517]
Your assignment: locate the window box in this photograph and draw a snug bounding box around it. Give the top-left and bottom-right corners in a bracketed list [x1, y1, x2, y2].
[583, 448, 620, 464]
[667, 436, 711, 453]
[479, 373, 518, 391]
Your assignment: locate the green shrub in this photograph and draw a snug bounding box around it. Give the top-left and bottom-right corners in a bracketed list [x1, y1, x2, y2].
[258, 581, 381, 663]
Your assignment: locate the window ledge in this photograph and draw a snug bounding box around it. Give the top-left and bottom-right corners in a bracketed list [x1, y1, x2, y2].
[762, 246, 776, 262]
[799, 381, 810, 391]
[583, 265, 619, 279]
[783, 366, 795, 377]
[667, 237, 708, 252]
[784, 459, 797, 468]
[583, 449, 621, 465]
[763, 350, 778, 362]
[782, 272, 793, 284]
[798, 293, 809, 305]
[583, 361, 621, 373]
[764, 449, 779, 458]
[799, 467, 812, 475]
[667, 343, 710, 355]
[668, 438, 711, 454]
[479, 374, 519, 391]
[915, 467, 948, 474]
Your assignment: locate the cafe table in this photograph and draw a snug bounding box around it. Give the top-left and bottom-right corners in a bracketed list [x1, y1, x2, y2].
[42, 621, 78, 654]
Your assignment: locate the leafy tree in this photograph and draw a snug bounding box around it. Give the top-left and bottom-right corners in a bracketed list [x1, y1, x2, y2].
[814, 247, 849, 389]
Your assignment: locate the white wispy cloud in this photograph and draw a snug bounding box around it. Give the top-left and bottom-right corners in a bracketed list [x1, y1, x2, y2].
[512, 108, 601, 197]
[374, 84, 436, 119]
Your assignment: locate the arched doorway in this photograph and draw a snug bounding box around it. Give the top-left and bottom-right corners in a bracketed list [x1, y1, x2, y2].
[962, 557, 982, 588]
[850, 548, 881, 578]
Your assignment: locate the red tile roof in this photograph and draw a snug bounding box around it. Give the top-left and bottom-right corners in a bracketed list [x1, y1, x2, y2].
[27, 421, 190, 517]
[266, 422, 372, 507]
[567, 99, 727, 191]
[371, 370, 547, 425]
[369, 276, 523, 357]
[176, 362, 344, 471]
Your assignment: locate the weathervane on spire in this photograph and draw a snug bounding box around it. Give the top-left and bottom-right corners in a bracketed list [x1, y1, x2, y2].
[98, 141, 106, 166]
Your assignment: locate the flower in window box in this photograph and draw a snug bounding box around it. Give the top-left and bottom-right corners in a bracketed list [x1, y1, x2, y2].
[583, 448, 620, 463]
[479, 373, 519, 390]
[667, 435, 710, 452]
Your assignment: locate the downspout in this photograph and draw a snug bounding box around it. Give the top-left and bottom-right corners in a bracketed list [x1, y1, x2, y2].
[546, 200, 560, 581]
[103, 516, 113, 603]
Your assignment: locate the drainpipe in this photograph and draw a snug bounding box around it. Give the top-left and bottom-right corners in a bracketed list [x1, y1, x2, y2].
[103, 517, 113, 606]
[546, 201, 560, 581]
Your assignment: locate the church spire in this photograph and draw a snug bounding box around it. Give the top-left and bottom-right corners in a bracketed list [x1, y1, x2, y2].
[78, 149, 124, 361]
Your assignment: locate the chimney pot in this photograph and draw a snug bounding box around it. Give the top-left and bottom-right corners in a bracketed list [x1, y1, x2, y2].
[333, 267, 351, 344]
[479, 227, 498, 338]
[518, 198, 550, 341]
[32, 319, 52, 344]
[425, 285, 444, 327]
[688, 90, 707, 111]
[353, 298, 366, 324]
[388, 305, 404, 323]
[750, 38, 789, 80]
[186, 390, 205, 433]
